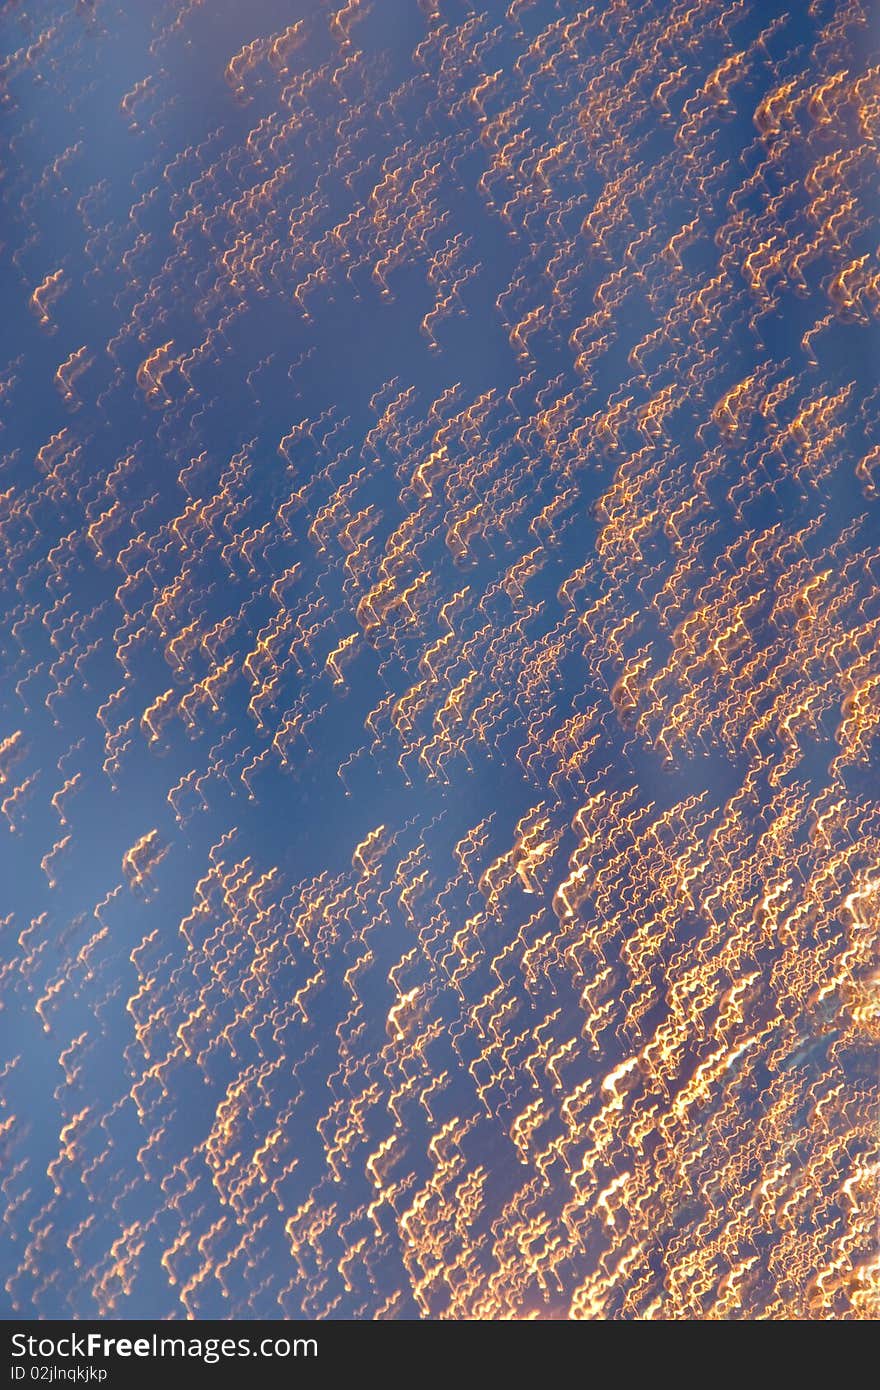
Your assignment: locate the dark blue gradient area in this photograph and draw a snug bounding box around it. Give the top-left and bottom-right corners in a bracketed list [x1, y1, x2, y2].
[1, 0, 878, 1320]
